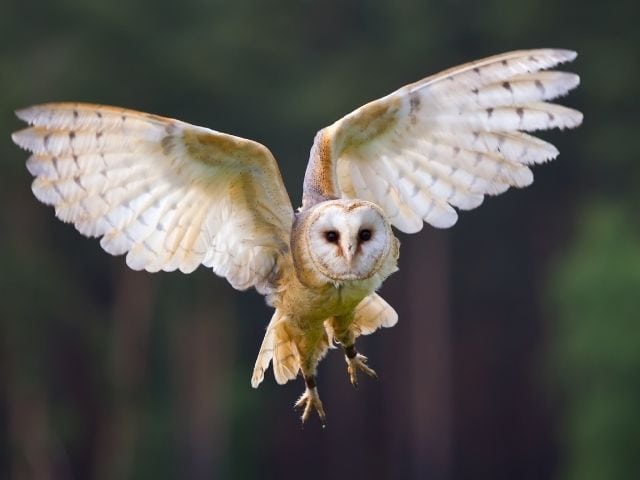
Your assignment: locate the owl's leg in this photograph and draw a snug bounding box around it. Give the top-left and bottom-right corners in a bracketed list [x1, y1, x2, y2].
[345, 345, 378, 386]
[294, 374, 326, 426]
[332, 322, 378, 388]
[293, 326, 330, 426]
[343, 344, 378, 388]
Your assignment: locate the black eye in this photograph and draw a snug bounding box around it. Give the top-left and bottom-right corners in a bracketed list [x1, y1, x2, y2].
[358, 229, 372, 242]
[325, 230, 339, 243]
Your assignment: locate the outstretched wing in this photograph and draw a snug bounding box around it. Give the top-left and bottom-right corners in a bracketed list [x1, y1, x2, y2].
[12, 103, 294, 294]
[302, 49, 582, 232]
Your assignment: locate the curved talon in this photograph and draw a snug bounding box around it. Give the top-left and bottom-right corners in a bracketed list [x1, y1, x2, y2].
[294, 387, 326, 426]
[346, 353, 378, 388]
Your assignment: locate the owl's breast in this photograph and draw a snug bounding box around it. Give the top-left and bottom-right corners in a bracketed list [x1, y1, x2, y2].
[277, 276, 372, 322]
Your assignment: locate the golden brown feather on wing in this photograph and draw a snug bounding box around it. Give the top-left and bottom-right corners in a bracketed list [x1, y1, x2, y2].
[12, 103, 294, 295]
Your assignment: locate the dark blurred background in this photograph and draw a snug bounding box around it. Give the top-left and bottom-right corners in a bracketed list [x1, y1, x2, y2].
[1, 0, 639, 479]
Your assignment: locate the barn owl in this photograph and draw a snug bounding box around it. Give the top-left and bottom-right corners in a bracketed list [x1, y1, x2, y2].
[12, 49, 582, 425]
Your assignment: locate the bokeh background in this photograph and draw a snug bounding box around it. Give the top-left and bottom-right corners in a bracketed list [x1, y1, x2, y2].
[1, 0, 639, 479]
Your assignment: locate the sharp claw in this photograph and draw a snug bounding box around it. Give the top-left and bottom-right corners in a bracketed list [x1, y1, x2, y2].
[294, 395, 305, 410]
[303, 402, 312, 423]
[294, 387, 326, 426]
[346, 352, 378, 386]
[317, 407, 327, 427]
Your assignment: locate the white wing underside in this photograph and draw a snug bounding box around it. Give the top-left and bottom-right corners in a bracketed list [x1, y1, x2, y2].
[11, 49, 583, 291]
[12, 104, 294, 294]
[328, 49, 583, 232]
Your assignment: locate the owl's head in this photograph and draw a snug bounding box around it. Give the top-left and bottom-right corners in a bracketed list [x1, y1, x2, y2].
[301, 199, 393, 283]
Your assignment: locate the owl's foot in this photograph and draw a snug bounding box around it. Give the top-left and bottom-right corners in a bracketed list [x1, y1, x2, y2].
[344, 345, 378, 388]
[294, 375, 326, 427]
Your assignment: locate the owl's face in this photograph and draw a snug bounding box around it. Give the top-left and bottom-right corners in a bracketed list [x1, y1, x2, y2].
[305, 199, 393, 282]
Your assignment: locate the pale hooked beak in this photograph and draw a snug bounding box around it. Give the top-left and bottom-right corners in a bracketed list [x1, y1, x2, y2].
[344, 242, 355, 267]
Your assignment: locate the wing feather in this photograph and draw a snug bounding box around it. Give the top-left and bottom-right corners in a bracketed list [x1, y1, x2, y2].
[304, 49, 582, 231]
[13, 103, 294, 294]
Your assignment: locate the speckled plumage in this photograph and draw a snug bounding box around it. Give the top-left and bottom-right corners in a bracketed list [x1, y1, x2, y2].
[11, 49, 582, 424]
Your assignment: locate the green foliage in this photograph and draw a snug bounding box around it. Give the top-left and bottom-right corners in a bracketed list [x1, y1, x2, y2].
[550, 202, 640, 480]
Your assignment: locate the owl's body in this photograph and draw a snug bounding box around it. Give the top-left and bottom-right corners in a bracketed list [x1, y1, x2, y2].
[12, 49, 582, 424]
[252, 198, 400, 408]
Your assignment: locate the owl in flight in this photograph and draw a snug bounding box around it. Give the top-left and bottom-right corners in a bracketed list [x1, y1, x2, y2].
[12, 49, 581, 425]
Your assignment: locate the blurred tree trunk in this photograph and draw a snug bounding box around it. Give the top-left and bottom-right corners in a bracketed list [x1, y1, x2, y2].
[382, 231, 452, 480]
[406, 231, 452, 479]
[5, 360, 55, 480]
[169, 284, 234, 480]
[94, 268, 154, 480]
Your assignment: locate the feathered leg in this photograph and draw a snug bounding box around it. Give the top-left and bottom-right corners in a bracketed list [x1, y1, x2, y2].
[343, 344, 378, 388]
[329, 294, 398, 387]
[293, 322, 330, 426]
[294, 374, 326, 426]
[330, 316, 378, 389]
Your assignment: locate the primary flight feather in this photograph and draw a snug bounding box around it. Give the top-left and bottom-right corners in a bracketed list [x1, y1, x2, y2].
[12, 49, 582, 425]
